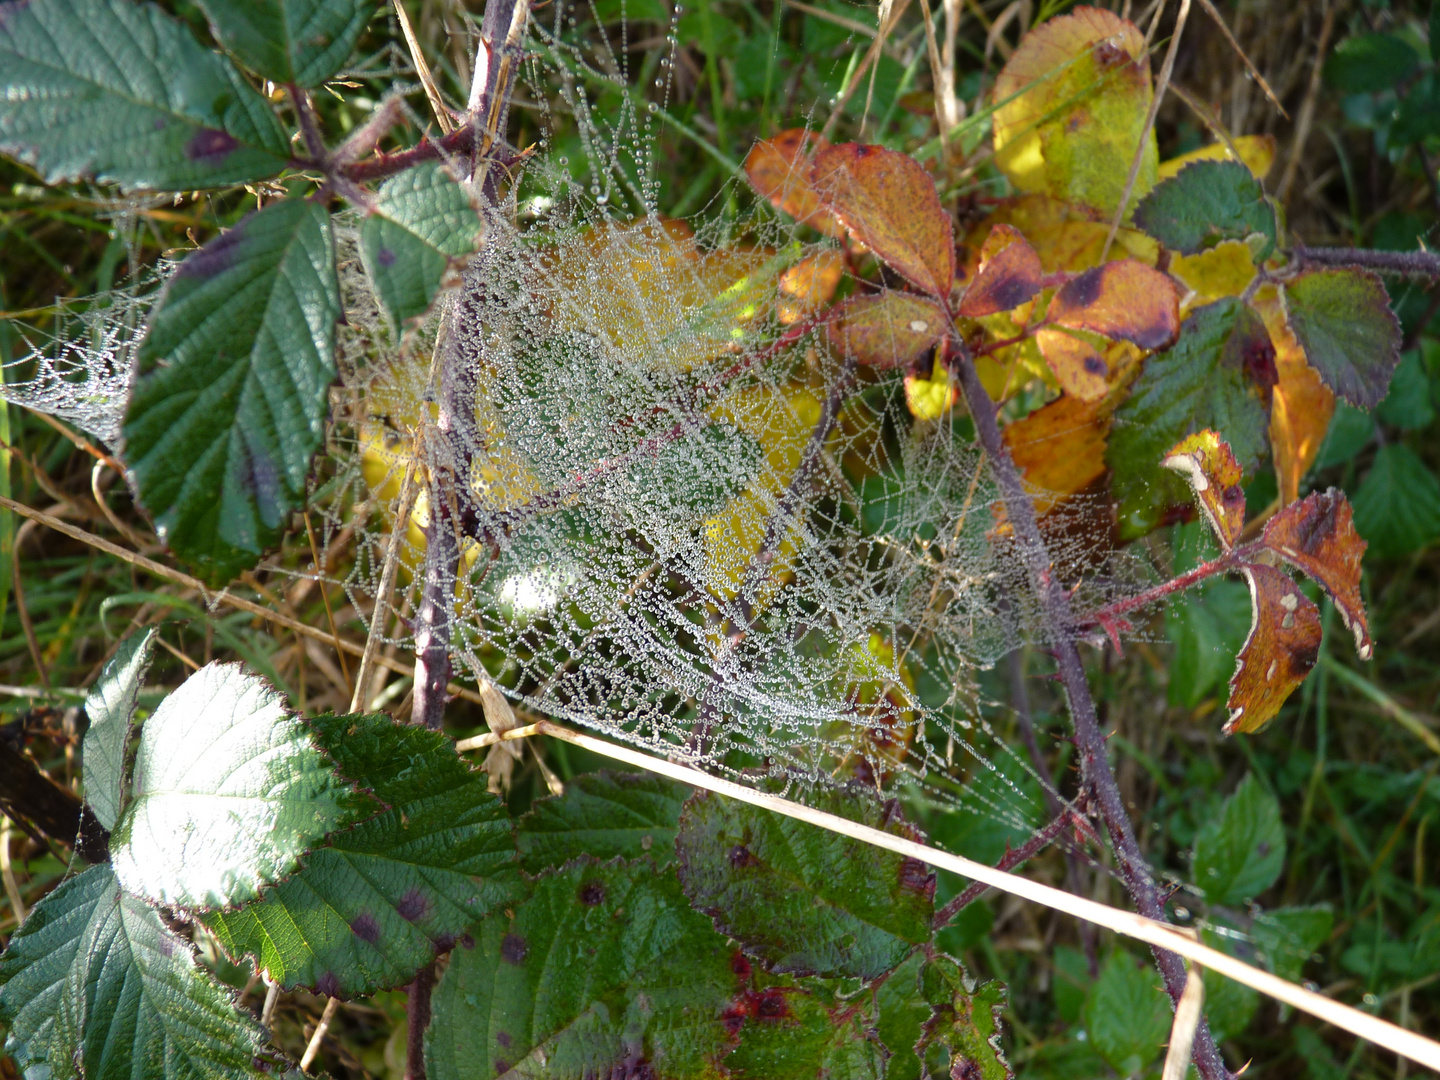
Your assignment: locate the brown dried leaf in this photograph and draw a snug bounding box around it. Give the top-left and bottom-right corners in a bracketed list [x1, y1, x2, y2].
[778, 249, 845, 324]
[826, 292, 947, 370]
[744, 129, 845, 238]
[959, 224, 1045, 317]
[1227, 563, 1322, 735]
[1261, 489, 1372, 660]
[811, 144, 955, 299]
[1035, 327, 1108, 401]
[1049, 259, 1180, 350]
[1162, 429, 1246, 551]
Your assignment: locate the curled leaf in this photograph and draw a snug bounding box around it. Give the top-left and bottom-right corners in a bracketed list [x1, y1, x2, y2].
[1227, 563, 1322, 735]
[1048, 259, 1180, 351]
[1035, 327, 1109, 401]
[1283, 268, 1402, 409]
[1163, 430, 1246, 551]
[1261, 489, 1371, 660]
[1253, 287, 1336, 505]
[744, 129, 844, 237]
[826, 293, 947, 370]
[811, 144, 955, 298]
[778, 249, 845, 323]
[958, 224, 1044, 317]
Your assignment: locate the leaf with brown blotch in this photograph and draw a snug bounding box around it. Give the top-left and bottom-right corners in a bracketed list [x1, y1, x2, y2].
[1048, 259, 1180, 351]
[1036, 327, 1109, 401]
[826, 292, 947, 370]
[1163, 429, 1246, 550]
[778, 249, 845, 324]
[959, 224, 1045, 317]
[744, 129, 845, 238]
[1261, 488, 1372, 660]
[1226, 563, 1322, 735]
[811, 143, 955, 299]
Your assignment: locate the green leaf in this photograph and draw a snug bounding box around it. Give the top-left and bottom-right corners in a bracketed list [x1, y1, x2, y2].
[1081, 950, 1170, 1076]
[0, 865, 271, 1080]
[1132, 160, 1277, 261]
[873, 951, 930, 1080]
[516, 770, 690, 875]
[916, 954, 1011, 1080]
[1315, 402, 1375, 470]
[126, 197, 341, 585]
[0, 0, 290, 191]
[1252, 905, 1333, 984]
[360, 162, 485, 329]
[110, 663, 363, 909]
[1284, 269, 1402, 409]
[1324, 32, 1422, 94]
[1108, 298, 1272, 540]
[1191, 774, 1285, 906]
[1377, 351, 1436, 430]
[196, 0, 378, 86]
[82, 627, 157, 832]
[675, 787, 934, 980]
[1351, 443, 1440, 559]
[205, 712, 521, 997]
[725, 976, 887, 1080]
[1166, 522, 1251, 709]
[426, 857, 737, 1080]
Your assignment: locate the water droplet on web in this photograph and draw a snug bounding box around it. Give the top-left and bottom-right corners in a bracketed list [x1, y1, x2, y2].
[647, 102, 658, 114]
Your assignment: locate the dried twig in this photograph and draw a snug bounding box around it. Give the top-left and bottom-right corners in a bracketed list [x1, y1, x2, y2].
[1277, 1, 1337, 205]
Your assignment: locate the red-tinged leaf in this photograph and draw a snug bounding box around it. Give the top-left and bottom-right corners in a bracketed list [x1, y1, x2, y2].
[1163, 429, 1247, 550]
[778, 249, 845, 324]
[1035, 327, 1108, 401]
[959, 224, 1044, 317]
[811, 143, 955, 298]
[1283, 268, 1401, 409]
[1261, 489, 1372, 660]
[1048, 259, 1180, 350]
[826, 292, 947, 370]
[744, 129, 845, 238]
[1226, 563, 1322, 735]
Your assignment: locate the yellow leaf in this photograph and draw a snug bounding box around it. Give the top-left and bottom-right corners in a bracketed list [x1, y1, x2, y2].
[1169, 239, 1258, 310]
[1158, 134, 1277, 181]
[904, 355, 959, 420]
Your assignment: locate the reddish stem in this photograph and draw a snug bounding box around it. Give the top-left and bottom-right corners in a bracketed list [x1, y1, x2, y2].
[932, 811, 1075, 928]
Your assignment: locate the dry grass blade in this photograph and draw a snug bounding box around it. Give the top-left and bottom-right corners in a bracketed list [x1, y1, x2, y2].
[300, 997, 340, 1073]
[303, 510, 352, 698]
[394, 0, 454, 134]
[349, 459, 418, 713]
[1278, 1, 1337, 204]
[1, 815, 25, 924]
[820, 0, 913, 140]
[1193, 0, 1286, 119]
[1162, 948, 1206, 1080]
[916, 0, 950, 143]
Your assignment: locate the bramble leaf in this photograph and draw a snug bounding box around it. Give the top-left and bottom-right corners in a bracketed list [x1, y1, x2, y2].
[196, 0, 378, 87]
[991, 8, 1156, 216]
[811, 143, 955, 298]
[777, 249, 844, 323]
[1003, 389, 1117, 517]
[82, 627, 157, 832]
[516, 770, 690, 875]
[1191, 774, 1286, 901]
[1132, 160, 1278, 260]
[205, 712, 520, 997]
[1351, 443, 1440, 561]
[360, 162, 484, 330]
[0, 0, 290, 191]
[905, 355, 959, 420]
[725, 976, 887, 1080]
[1108, 298, 1272, 539]
[110, 663, 364, 909]
[675, 788, 934, 980]
[426, 857, 737, 1080]
[1283, 268, 1401, 409]
[1157, 134, 1277, 181]
[1226, 564, 1322, 735]
[917, 954, 1012, 1080]
[1163, 429, 1247, 550]
[0, 865, 271, 1080]
[826, 293, 947, 370]
[958, 224, 1044, 317]
[126, 197, 341, 585]
[1263, 297, 1337, 505]
[1261, 489, 1371, 660]
[744, 129, 844, 238]
[1035, 327, 1108, 401]
[1048, 259, 1180, 351]
[1324, 32, 1421, 94]
[1081, 950, 1170, 1076]
[1252, 905, 1333, 984]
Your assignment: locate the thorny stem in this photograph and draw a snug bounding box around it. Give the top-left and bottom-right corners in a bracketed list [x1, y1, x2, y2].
[932, 811, 1074, 928]
[1289, 243, 1440, 279]
[948, 343, 1234, 1080]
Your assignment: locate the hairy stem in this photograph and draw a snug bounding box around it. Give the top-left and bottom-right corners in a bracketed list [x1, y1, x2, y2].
[950, 347, 1232, 1080]
[1290, 243, 1440, 279]
[933, 811, 1073, 928]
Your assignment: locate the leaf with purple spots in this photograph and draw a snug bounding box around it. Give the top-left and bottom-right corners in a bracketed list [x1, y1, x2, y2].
[197, 0, 378, 87]
[204, 711, 520, 998]
[0, 0, 289, 191]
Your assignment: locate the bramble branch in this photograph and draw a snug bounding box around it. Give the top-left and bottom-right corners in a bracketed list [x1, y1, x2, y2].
[932, 811, 1075, 928]
[1290, 243, 1440, 279]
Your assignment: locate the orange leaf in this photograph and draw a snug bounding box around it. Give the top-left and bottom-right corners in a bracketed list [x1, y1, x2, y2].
[1162, 430, 1246, 550]
[1048, 259, 1179, 351]
[744, 129, 845, 238]
[1035, 327, 1108, 401]
[1253, 286, 1336, 505]
[811, 144, 955, 299]
[1003, 393, 1111, 517]
[827, 292, 947, 370]
[1226, 563, 1322, 735]
[959, 224, 1045, 317]
[1261, 489, 1372, 660]
[777, 249, 845, 324]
